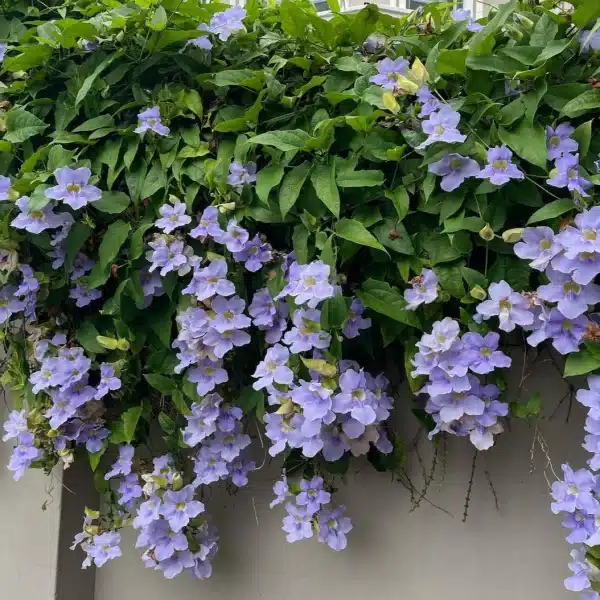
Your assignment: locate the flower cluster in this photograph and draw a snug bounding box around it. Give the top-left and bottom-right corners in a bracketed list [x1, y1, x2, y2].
[413, 317, 511, 450]
[270, 475, 353, 551]
[404, 268, 439, 310]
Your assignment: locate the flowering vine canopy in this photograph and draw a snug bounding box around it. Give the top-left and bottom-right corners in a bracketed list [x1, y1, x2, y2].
[2, 0, 600, 591]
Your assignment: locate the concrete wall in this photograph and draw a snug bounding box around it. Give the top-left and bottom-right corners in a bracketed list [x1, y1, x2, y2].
[94, 355, 587, 600]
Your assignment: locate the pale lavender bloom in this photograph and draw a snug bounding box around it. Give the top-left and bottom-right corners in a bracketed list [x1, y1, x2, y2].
[426, 389, 485, 423]
[228, 455, 256, 487]
[214, 219, 249, 252]
[71, 253, 94, 280]
[321, 429, 351, 461]
[577, 376, 600, 420]
[133, 496, 162, 529]
[0, 175, 11, 200]
[404, 269, 439, 310]
[555, 206, 600, 254]
[8, 432, 42, 481]
[70, 282, 102, 307]
[187, 359, 228, 396]
[143, 520, 188, 562]
[296, 476, 331, 515]
[416, 317, 460, 355]
[83, 532, 122, 568]
[95, 363, 122, 400]
[276, 260, 335, 308]
[146, 237, 196, 277]
[160, 485, 205, 532]
[283, 308, 331, 354]
[78, 424, 110, 453]
[531, 308, 587, 355]
[193, 446, 229, 485]
[270, 476, 289, 508]
[104, 444, 134, 480]
[282, 503, 313, 543]
[82, 39, 100, 51]
[227, 161, 257, 186]
[252, 344, 294, 390]
[461, 332, 511, 374]
[565, 548, 594, 592]
[183, 398, 221, 447]
[0, 43, 7, 63]
[514, 226, 562, 271]
[158, 551, 196, 579]
[418, 107, 466, 149]
[189, 35, 212, 50]
[183, 260, 235, 301]
[0, 285, 24, 324]
[428, 153, 480, 192]
[117, 473, 143, 507]
[200, 6, 246, 41]
[135, 106, 169, 136]
[11, 196, 64, 234]
[333, 369, 377, 425]
[45, 167, 102, 210]
[265, 302, 289, 344]
[190, 206, 223, 239]
[2, 409, 28, 442]
[552, 252, 600, 286]
[209, 429, 251, 462]
[547, 153, 593, 197]
[562, 508, 600, 544]
[203, 327, 251, 358]
[49, 244, 67, 269]
[291, 380, 333, 422]
[139, 267, 163, 300]
[342, 298, 371, 338]
[537, 268, 600, 319]
[578, 30, 600, 52]
[232, 235, 272, 272]
[451, 8, 483, 31]
[416, 86, 441, 117]
[476, 280, 533, 332]
[155, 202, 191, 234]
[546, 123, 578, 160]
[551, 464, 598, 514]
[211, 295, 251, 333]
[369, 57, 409, 89]
[249, 288, 276, 327]
[477, 146, 524, 185]
[317, 506, 352, 551]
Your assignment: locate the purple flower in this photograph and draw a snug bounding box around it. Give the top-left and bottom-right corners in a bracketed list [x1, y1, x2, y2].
[552, 252, 600, 287]
[143, 520, 189, 562]
[117, 473, 143, 507]
[133, 496, 162, 529]
[213, 219, 249, 252]
[477, 146, 524, 185]
[461, 332, 511, 374]
[7, 432, 42, 480]
[514, 226, 562, 271]
[578, 30, 600, 52]
[11, 196, 64, 234]
[0, 285, 25, 324]
[529, 307, 587, 355]
[317, 506, 352, 551]
[228, 455, 256, 487]
[200, 6, 246, 41]
[190, 206, 223, 239]
[416, 86, 441, 117]
[0, 175, 11, 200]
[333, 369, 377, 425]
[252, 344, 294, 390]
[135, 106, 169, 136]
[418, 107, 466, 149]
[187, 359, 228, 396]
[146, 237, 196, 277]
[476, 280, 533, 332]
[537, 268, 600, 319]
[203, 327, 251, 358]
[83, 532, 122, 568]
[282, 503, 313, 543]
[552, 465, 598, 515]
[69, 282, 102, 307]
[183, 400, 220, 447]
[157, 551, 196, 579]
[547, 153, 593, 197]
[71, 253, 94, 280]
[369, 57, 410, 89]
[565, 548, 594, 592]
[78, 424, 110, 453]
[193, 446, 229, 485]
[577, 376, 600, 420]
[183, 260, 235, 301]
[155, 202, 191, 234]
[160, 485, 205, 532]
[270, 476, 289, 508]
[232, 235, 272, 272]
[104, 444, 134, 480]
[139, 266, 163, 300]
[283, 308, 331, 354]
[0, 43, 7, 63]
[404, 269, 439, 310]
[546, 123, 578, 160]
[427, 389, 486, 424]
[82, 39, 100, 51]
[209, 429, 251, 462]
[227, 161, 257, 186]
[416, 317, 460, 355]
[342, 298, 371, 338]
[428, 153, 480, 192]
[211, 295, 251, 333]
[2, 409, 28, 442]
[451, 8, 483, 31]
[95, 363, 121, 400]
[291, 380, 333, 422]
[45, 167, 102, 210]
[296, 476, 331, 514]
[276, 260, 335, 308]
[249, 288, 276, 327]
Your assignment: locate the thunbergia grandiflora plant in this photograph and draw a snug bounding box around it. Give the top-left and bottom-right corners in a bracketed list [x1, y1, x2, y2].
[1, 0, 600, 591]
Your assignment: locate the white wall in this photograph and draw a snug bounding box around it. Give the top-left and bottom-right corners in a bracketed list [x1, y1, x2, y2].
[0, 402, 62, 600]
[94, 355, 588, 600]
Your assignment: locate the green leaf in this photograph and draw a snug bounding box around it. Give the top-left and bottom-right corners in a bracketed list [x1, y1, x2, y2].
[237, 386, 265, 414]
[73, 114, 115, 132]
[75, 53, 118, 106]
[4, 108, 48, 143]
[443, 215, 485, 234]
[561, 90, 600, 118]
[76, 321, 106, 354]
[130, 222, 153, 260]
[530, 14, 558, 46]
[498, 121, 547, 169]
[511, 392, 541, 419]
[87, 221, 131, 288]
[385, 186, 410, 221]
[469, 0, 517, 56]
[141, 160, 167, 198]
[144, 373, 176, 395]
[320, 295, 348, 329]
[573, 0, 600, 28]
[279, 162, 311, 218]
[256, 164, 285, 204]
[172, 390, 191, 416]
[158, 412, 176, 435]
[248, 129, 310, 151]
[335, 218, 388, 254]
[466, 55, 524, 74]
[573, 120, 593, 160]
[94, 191, 131, 214]
[437, 49, 468, 75]
[88, 444, 107, 472]
[336, 170, 384, 188]
[65, 222, 91, 272]
[292, 224, 310, 264]
[311, 163, 340, 217]
[280, 0, 309, 38]
[357, 279, 421, 329]
[3, 45, 52, 71]
[564, 349, 600, 378]
[149, 5, 167, 30]
[527, 199, 575, 225]
[435, 263, 465, 298]
[122, 406, 143, 443]
[320, 235, 336, 271]
[372, 219, 414, 255]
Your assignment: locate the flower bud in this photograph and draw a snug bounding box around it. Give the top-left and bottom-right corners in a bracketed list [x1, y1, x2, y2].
[218, 202, 236, 214]
[85, 525, 100, 536]
[172, 472, 184, 491]
[116, 338, 130, 352]
[514, 14, 534, 30]
[97, 335, 118, 350]
[47, 428, 59, 438]
[479, 223, 495, 241]
[502, 228, 524, 243]
[470, 285, 487, 301]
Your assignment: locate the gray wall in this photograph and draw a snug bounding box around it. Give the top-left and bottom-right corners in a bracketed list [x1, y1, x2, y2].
[94, 355, 587, 600]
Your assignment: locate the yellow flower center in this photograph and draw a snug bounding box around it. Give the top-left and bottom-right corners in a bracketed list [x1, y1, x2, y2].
[66, 183, 81, 194]
[493, 159, 508, 170]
